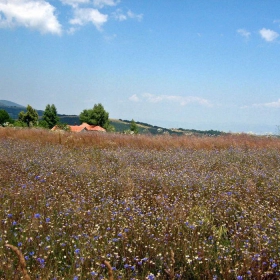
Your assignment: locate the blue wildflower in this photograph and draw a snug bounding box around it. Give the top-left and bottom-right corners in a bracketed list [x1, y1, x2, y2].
[147, 273, 155, 280]
[37, 258, 45, 268]
[272, 263, 277, 268]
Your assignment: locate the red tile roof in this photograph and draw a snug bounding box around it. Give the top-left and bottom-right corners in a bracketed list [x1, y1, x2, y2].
[52, 123, 106, 132]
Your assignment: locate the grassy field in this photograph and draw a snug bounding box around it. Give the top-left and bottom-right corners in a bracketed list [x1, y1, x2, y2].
[0, 128, 279, 279]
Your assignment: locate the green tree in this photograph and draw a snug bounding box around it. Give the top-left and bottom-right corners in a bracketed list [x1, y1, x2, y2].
[130, 119, 139, 134]
[18, 104, 39, 127]
[0, 109, 12, 126]
[79, 103, 109, 129]
[42, 104, 59, 129]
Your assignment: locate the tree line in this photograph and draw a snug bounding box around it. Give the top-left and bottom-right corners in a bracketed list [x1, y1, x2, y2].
[0, 103, 139, 133]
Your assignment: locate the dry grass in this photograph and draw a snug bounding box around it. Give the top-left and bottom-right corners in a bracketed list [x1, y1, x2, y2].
[5, 244, 31, 280]
[0, 128, 280, 279]
[0, 127, 280, 150]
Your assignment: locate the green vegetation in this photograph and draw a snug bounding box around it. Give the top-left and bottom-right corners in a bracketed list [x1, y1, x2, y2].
[42, 104, 59, 129]
[0, 129, 279, 279]
[0, 109, 12, 126]
[18, 104, 39, 127]
[79, 103, 110, 129]
[130, 119, 139, 134]
[0, 100, 227, 136]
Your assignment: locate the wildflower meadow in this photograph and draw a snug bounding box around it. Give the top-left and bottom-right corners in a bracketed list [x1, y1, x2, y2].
[0, 128, 279, 279]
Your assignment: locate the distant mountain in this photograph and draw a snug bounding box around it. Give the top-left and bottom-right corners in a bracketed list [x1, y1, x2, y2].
[0, 100, 224, 135]
[0, 100, 25, 108]
[0, 100, 44, 119]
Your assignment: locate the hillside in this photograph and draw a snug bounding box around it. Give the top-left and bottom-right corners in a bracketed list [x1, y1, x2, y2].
[0, 100, 25, 107]
[0, 100, 225, 135]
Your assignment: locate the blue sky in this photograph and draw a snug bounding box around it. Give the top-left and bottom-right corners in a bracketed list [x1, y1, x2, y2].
[1, 0, 280, 133]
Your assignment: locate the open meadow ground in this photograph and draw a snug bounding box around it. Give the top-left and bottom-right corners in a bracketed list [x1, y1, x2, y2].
[0, 128, 280, 280]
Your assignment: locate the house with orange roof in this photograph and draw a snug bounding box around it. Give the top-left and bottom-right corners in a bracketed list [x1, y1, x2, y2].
[51, 123, 106, 132]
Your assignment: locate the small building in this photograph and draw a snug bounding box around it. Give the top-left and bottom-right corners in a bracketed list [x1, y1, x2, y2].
[51, 123, 106, 132]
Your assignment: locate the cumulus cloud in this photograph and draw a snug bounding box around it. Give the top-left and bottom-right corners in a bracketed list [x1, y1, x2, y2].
[93, 0, 119, 8]
[60, 0, 90, 8]
[242, 99, 280, 109]
[112, 9, 127, 21]
[127, 10, 143, 21]
[263, 99, 280, 107]
[130, 93, 211, 107]
[0, 0, 142, 34]
[254, 99, 280, 108]
[112, 9, 143, 22]
[0, 0, 62, 34]
[259, 28, 279, 42]
[129, 94, 140, 102]
[69, 7, 107, 30]
[237, 28, 251, 38]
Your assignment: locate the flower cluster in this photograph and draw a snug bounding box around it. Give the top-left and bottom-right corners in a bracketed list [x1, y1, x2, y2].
[0, 136, 279, 279]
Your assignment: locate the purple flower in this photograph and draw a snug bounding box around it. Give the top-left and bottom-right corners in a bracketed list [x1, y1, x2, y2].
[147, 273, 155, 280]
[34, 213, 41, 219]
[37, 258, 45, 268]
[74, 249, 80, 254]
[272, 263, 277, 268]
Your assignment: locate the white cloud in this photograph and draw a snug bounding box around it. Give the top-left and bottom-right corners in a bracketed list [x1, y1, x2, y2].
[237, 28, 251, 38]
[127, 10, 143, 21]
[254, 99, 280, 108]
[259, 28, 279, 42]
[0, 0, 142, 34]
[263, 99, 280, 107]
[60, 0, 90, 8]
[112, 9, 143, 22]
[67, 26, 79, 34]
[140, 93, 211, 106]
[93, 0, 119, 8]
[242, 99, 280, 109]
[70, 7, 107, 30]
[112, 9, 126, 21]
[129, 94, 140, 102]
[0, 0, 62, 34]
